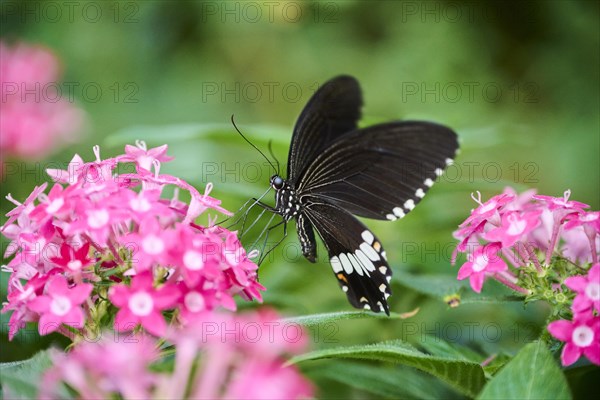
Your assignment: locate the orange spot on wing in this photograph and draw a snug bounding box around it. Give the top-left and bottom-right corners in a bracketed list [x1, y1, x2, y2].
[337, 273, 348, 283]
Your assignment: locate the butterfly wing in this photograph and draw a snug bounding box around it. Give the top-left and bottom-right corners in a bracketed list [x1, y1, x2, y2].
[297, 121, 458, 221]
[287, 75, 362, 183]
[302, 201, 392, 314]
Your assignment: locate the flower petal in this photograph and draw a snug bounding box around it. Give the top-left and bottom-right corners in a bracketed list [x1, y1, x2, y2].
[564, 276, 587, 292]
[69, 283, 93, 305]
[141, 312, 167, 336]
[114, 308, 138, 332]
[470, 273, 485, 293]
[457, 262, 473, 280]
[561, 342, 582, 366]
[548, 320, 574, 342]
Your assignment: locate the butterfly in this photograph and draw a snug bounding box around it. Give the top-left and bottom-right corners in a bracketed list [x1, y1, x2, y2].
[248, 75, 458, 315]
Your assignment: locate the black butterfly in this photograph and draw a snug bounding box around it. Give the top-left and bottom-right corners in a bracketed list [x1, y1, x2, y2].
[250, 76, 458, 315]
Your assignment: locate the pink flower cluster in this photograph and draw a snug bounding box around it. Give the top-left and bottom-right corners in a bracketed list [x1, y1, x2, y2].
[40, 310, 314, 400]
[1, 142, 265, 340]
[548, 264, 600, 366]
[453, 187, 599, 366]
[0, 41, 86, 169]
[453, 188, 598, 293]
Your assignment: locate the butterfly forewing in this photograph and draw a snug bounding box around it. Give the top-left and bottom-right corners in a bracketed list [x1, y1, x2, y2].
[288, 76, 362, 183]
[297, 121, 458, 221]
[302, 202, 392, 314]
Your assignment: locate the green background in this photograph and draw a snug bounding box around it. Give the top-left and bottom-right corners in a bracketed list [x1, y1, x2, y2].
[1, 1, 599, 398]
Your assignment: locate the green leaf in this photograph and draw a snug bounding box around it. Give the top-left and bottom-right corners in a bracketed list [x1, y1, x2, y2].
[419, 335, 483, 362]
[478, 341, 571, 400]
[279, 310, 410, 327]
[307, 361, 447, 399]
[0, 350, 69, 399]
[288, 339, 487, 397]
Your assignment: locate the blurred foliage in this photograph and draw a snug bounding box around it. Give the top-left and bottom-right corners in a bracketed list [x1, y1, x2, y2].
[1, 0, 599, 398]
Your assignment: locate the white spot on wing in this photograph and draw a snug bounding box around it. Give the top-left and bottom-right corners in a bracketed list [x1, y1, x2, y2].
[393, 207, 405, 218]
[381, 251, 387, 261]
[386, 213, 397, 221]
[445, 158, 454, 166]
[360, 242, 380, 261]
[330, 256, 343, 273]
[379, 266, 388, 275]
[342, 285, 348, 292]
[361, 230, 374, 245]
[416, 188, 425, 198]
[379, 284, 386, 292]
[339, 253, 353, 274]
[424, 178, 434, 187]
[355, 249, 375, 272]
[364, 304, 371, 310]
[404, 199, 415, 210]
[435, 168, 443, 176]
[348, 253, 364, 276]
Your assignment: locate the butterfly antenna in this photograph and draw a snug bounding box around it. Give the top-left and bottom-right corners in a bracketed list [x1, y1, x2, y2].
[267, 139, 280, 175]
[231, 115, 278, 174]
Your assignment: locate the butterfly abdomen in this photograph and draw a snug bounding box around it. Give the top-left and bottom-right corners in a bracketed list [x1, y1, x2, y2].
[296, 214, 317, 262]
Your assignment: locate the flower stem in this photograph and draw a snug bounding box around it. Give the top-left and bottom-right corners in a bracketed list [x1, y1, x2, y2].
[525, 243, 544, 274]
[586, 229, 598, 264]
[546, 215, 562, 265]
[493, 272, 530, 295]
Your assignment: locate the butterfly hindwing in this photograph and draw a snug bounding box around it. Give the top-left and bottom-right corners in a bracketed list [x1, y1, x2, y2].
[288, 75, 362, 183]
[297, 121, 458, 221]
[302, 202, 392, 314]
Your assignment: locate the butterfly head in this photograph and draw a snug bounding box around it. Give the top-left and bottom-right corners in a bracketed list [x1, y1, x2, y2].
[270, 175, 285, 191]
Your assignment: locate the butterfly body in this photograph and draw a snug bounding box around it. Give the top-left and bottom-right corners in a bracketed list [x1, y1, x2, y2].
[259, 76, 458, 315]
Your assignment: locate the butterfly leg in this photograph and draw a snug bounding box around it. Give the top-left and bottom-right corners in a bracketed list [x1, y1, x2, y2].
[256, 219, 288, 265]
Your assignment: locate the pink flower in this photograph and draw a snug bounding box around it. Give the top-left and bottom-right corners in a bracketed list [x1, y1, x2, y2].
[29, 184, 72, 222]
[1, 273, 48, 339]
[565, 264, 600, 313]
[459, 192, 514, 229]
[41, 335, 158, 400]
[458, 243, 508, 293]
[123, 141, 174, 171]
[548, 316, 600, 366]
[28, 275, 93, 335]
[0, 41, 86, 165]
[534, 190, 589, 213]
[484, 210, 541, 248]
[120, 217, 172, 272]
[50, 242, 93, 275]
[225, 358, 314, 400]
[109, 271, 180, 336]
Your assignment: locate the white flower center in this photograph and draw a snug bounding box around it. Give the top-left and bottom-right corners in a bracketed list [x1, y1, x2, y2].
[67, 260, 82, 271]
[128, 292, 154, 316]
[46, 197, 64, 214]
[130, 197, 151, 212]
[183, 250, 204, 271]
[572, 325, 594, 347]
[585, 282, 600, 301]
[479, 201, 496, 214]
[507, 217, 526, 236]
[87, 209, 109, 229]
[142, 235, 164, 255]
[50, 295, 72, 316]
[472, 255, 488, 272]
[184, 291, 205, 313]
